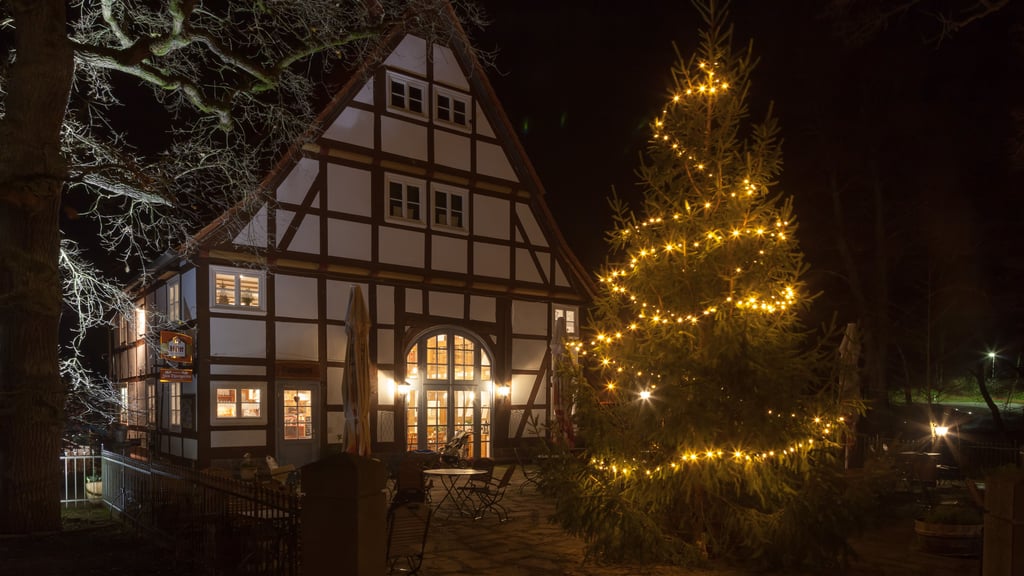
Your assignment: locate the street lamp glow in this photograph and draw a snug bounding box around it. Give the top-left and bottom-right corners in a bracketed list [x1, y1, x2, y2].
[639, 390, 652, 400]
[934, 425, 949, 437]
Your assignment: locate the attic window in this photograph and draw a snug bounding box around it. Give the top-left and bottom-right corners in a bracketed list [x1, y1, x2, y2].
[211, 267, 265, 311]
[433, 186, 466, 231]
[387, 72, 425, 117]
[435, 88, 469, 128]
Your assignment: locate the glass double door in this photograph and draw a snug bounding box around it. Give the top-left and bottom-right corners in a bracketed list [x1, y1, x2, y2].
[405, 331, 492, 459]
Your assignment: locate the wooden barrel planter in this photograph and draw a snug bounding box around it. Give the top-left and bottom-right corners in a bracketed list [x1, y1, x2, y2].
[914, 518, 983, 556]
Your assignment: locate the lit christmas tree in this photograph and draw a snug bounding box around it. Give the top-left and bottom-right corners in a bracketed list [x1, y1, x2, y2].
[548, 2, 865, 570]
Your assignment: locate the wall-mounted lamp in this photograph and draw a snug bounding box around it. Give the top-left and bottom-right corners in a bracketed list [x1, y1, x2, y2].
[496, 384, 511, 397]
[396, 382, 412, 396]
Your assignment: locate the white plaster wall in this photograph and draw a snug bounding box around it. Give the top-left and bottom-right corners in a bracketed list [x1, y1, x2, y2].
[327, 324, 347, 363]
[377, 369, 395, 406]
[327, 281, 367, 321]
[353, 80, 373, 105]
[327, 164, 372, 217]
[434, 130, 471, 171]
[328, 219, 372, 261]
[515, 248, 543, 284]
[383, 35, 427, 75]
[327, 366, 344, 404]
[376, 285, 395, 324]
[277, 157, 318, 205]
[475, 102, 495, 138]
[470, 295, 495, 323]
[285, 211, 320, 254]
[377, 328, 394, 364]
[327, 411, 345, 444]
[516, 203, 549, 247]
[210, 429, 267, 448]
[476, 141, 517, 182]
[428, 291, 464, 318]
[182, 268, 197, 321]
[473, 242, 509, 278]
[379, 227, 425, 268]
[275, 322, 319, 361]
[210, 364, 266, 376]
[512, 300, 548, 335]
[510, 374, 539, 404]
[432, 236, 467, 273]
[512, 338, 548, 372]
[381, 116, 428, 161]
[406, 288, 422, 314]
[211, 318, 267, 357]
[234, 204, 269, 248]
[183, 438, 198, 460]
[323, 107, 374, 148]
[275, 275, 318, 319]
[473, 195, 510, 240]
[555, 263, 570, 288]
[432, 44, 469, 90]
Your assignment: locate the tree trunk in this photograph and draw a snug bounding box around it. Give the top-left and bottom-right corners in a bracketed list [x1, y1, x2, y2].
[974, 363, 1005, 435]
[0, 0, 74, 534]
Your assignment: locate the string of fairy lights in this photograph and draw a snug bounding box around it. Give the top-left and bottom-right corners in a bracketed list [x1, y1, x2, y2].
[555, 59, 850, 475]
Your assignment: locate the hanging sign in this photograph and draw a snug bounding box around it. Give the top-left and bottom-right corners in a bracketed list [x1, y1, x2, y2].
[159, 367, 193, 382]
[160, 331, 193, 364]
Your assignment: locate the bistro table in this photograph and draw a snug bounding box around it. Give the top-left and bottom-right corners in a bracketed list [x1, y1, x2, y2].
[423, 468, 487, 518]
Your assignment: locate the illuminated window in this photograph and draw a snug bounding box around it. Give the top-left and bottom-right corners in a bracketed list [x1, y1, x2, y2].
[167, 277, 181, 322]
[435, 88, 469, 127]
[216, 387, 262, 418]
[147, 382, 156, 426]
[283, 389, 312, 441]
[426, 334, 448, 379]
[386, 174, 425, 224]
[211, 267, 264, 310]
[135, 307, 146, 339]
[168, 382, 181, 429]
[453, 335, 474, 380]
[554, 306, 578, 336]
[433, 188, 466, 230]
[387, 72, 425, 116]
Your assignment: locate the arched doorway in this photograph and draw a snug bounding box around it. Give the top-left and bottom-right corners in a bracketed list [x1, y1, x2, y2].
[403, 329, 493, 459]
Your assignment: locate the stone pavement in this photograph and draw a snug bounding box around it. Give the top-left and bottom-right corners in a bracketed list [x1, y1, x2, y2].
[411, 465, 981, 576]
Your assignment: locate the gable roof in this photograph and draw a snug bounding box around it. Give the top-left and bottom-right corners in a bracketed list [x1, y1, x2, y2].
[189, 2, 596, 301]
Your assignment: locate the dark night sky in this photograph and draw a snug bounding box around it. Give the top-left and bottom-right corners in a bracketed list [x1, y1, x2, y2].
[474, 1, 1024, 345]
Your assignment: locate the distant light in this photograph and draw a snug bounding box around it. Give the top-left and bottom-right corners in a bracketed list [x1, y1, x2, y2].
[988, 352, 996, 359]
[639, 390, 652, 400]
[934, 425, 949, 437]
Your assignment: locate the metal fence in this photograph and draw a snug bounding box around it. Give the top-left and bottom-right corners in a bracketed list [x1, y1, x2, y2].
[60, 447, 103, 507]
[100, 449, 302, 576]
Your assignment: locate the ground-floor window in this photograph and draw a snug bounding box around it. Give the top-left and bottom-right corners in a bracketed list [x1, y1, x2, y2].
[404, 329, 492, 459]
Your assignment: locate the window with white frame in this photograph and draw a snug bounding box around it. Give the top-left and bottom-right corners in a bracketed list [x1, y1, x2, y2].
[433, 187, 467, 230]
[435, 88, 469, 128]
[147, 381, 156, 426]
[211, 267, 264, 310]
[211, 383, 267, 425]
[386, 175, 425, 224]
[554, 306, 578, 337]
[387, 72, 426, 116]
[167, 277, 181, 322]
[168, 382, 181, 429]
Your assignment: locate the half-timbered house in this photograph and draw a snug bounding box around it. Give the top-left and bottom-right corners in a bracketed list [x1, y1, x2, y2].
[109, 5, 594, 470]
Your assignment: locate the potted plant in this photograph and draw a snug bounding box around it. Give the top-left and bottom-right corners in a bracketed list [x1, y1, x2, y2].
[85, 474, 103, 503]
[914, 503, 983, 556]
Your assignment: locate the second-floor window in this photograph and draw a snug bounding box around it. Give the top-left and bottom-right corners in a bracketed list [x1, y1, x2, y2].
[433, 188, 466, 230]
[212, 267, 264, 310]
[167, 277, 181, 322]
[554, 307, 578, 337]
[387, 175, 425, 224]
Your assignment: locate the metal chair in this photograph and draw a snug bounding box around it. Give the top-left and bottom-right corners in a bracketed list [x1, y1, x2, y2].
[513, 447, 542, 492]
[457, 464, 517, 522]
[386, 500, 432, 575]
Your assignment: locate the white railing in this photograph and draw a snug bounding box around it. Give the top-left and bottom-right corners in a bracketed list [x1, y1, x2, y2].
[61, 447, 103, 506]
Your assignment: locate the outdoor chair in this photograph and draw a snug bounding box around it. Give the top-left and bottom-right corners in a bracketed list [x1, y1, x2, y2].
[513, 447, 542, 492]
[456, 463, 516, 522]
[468, 457, 495, 485]
[386, 500, 432, 575]
[393, 458, 430, 504]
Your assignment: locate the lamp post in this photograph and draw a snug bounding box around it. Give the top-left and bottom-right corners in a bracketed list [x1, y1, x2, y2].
[988, 351, 997, 380]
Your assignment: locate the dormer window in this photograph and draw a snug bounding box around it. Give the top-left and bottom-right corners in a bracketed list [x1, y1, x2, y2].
[387, 72, 426, 117]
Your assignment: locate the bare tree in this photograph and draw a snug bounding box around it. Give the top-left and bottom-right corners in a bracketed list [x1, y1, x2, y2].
[0, 0, 486, 534]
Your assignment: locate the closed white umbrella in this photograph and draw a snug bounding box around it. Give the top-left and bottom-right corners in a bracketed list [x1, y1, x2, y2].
[343, 285, 372, 456]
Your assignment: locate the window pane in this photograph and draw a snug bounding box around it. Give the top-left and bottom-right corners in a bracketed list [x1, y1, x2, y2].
[390, 81, 405, 108]
[437, 95, 450, 121]
[215, 273, 236, 305]
[454, 100, 467, 125]
[240, 388, 261, 417]
[481, 351, 491, 381]
[216, 388, 237, 418]
[409, 85, 423, 113]
[283, 389, 312, 440]
[427, 335, 447, 379]
[453, 335, 474, 380]
[406, 345, 419, 378]
[239, 274, 260, 307]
